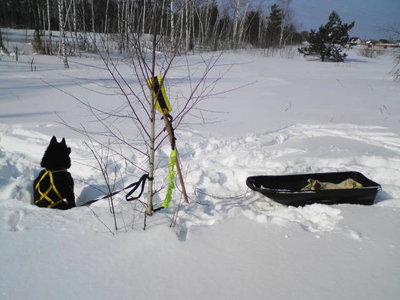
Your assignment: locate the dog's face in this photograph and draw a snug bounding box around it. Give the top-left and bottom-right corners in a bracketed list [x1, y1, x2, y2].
[40, 136, 71, 170]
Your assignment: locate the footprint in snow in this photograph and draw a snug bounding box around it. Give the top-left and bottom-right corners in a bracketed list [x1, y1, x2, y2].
[346, 229, 365, 241]
[8, 211, 24, 232]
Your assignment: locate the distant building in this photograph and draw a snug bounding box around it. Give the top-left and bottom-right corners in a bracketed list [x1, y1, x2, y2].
[364, 40, 399, 48]
[350, 37, 363, 45]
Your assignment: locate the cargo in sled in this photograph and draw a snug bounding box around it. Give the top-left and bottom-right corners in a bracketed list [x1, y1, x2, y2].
[246, 171, 381, 207]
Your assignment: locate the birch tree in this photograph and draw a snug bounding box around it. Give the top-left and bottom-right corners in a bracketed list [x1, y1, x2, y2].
[104, 0, 110, 34]
[278, 0, 293, 48]
[170, 0, 175, 43]
[232, 0, 240, 48]
[185, 0, 190, 51]
[237, 0, 249, 46]
[46, 0, 52, 54]
[58, 0, 69, 68]
[91, 0, 96, 49]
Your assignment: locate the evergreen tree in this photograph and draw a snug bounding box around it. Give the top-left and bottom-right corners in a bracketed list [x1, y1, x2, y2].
[298, 11, 354, 62]
[265, 4, 283, 47]
[32, 28, 45, 54]
[245, 10, 261, 47]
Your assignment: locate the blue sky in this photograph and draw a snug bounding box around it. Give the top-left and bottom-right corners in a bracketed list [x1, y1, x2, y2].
[290, 0, 400, 40]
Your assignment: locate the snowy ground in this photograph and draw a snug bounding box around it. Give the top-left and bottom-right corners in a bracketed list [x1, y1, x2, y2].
[1, 33, 400, 299]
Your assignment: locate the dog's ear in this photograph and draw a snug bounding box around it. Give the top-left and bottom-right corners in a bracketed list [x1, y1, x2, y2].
[50, 136, 57, 145]
[60, 138, 71, 154]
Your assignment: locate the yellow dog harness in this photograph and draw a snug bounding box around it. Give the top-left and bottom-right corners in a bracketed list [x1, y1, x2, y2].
[34, 170, 66, 208]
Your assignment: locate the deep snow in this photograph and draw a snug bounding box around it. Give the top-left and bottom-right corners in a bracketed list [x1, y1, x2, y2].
[1, 33, 400, 299]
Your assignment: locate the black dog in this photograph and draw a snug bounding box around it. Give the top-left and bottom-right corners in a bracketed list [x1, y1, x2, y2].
[33, 136, 75, 210]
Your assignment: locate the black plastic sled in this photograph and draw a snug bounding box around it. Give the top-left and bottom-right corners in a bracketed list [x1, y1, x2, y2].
[246, 171, 381, 207]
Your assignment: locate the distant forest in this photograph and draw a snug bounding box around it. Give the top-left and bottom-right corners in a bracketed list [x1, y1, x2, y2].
[0, 0, 307, 54]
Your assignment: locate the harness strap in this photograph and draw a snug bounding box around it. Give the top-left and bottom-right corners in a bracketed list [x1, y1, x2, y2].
[125, 174, 149, 201]
[83, 174, 149, 206]
[151, 76, 172, 114]
[164, 113, 177, 150]
[35, 170, 65, 208]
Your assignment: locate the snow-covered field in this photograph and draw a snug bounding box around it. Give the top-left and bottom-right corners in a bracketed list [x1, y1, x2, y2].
[1, 33, 400, 299]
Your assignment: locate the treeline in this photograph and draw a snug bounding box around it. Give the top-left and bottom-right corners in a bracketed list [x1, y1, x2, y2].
[0, 0, 306, 54]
